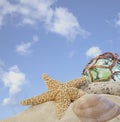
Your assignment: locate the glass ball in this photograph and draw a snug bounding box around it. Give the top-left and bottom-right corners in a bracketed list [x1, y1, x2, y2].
[82, 52, 120, 82]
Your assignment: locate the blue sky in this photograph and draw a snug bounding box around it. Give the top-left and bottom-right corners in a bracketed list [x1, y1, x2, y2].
[0, 0, 120, 120]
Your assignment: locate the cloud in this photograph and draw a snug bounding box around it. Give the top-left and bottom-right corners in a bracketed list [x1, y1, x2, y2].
[0, 59, 5, 67]
[47, 7, 90, 40]
[0, 65, 26, 105]
[0, 16, 4, 28]
[108, 40, 113, 44]
[0, 0, 90, 40]
[0, 0, 18, 27]
[86, 46, 102, 58]
[33, 35, 39, 42]
[16, 42, 32, 55]
[16, 35, 39, 55]
[115, 13, 120, 27]
[68, 50, 76, 58]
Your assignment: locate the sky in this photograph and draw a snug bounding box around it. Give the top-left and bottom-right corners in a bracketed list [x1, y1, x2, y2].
[0, 0, 120, 120]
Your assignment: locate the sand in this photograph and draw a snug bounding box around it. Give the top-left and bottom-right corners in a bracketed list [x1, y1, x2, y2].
[1, 94, 120, 122]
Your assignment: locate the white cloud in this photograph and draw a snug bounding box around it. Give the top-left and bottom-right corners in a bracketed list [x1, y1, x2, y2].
[33, 35, 39, 42]
[68, 50, 76, 58]
[115, 13, 120, 27]
[16, 42, 32, 55]
[0, 0, 18, 27]
[3, 98, 11, 105]
[0, 0, 90, 40]
[86, 46, 102, 58]
[0, 65, 26, 105]
[16, 35, 39, 55]
[21, 18, 35, 25]
[0, 59, 5, 67]
[0, 16, 4, 28]
[47, 7, 89, 39]
[0, 0, 54, 27]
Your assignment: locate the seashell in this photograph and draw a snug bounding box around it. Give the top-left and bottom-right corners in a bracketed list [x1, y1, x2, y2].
[73, 94, 120, 122]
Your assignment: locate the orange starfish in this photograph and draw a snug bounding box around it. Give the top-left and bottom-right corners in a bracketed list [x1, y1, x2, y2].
[20, 74, 87, 119]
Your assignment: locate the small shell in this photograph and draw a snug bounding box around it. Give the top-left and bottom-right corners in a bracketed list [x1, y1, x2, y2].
[73, 94, 120, 122]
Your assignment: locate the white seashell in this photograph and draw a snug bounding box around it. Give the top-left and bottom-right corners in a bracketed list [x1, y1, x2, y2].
[73, 94, 120, 122]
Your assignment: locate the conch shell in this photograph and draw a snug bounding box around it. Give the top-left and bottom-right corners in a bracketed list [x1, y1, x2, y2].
[73, 94, 120, 122]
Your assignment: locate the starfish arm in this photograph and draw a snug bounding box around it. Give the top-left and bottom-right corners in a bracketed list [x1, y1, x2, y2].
[67, 87, 80, 100]
[66, 76, 87, 88]
[55, 92, 71, 119]
[42, 73, 61, 90]
[67, 87, 85, 100]
[20, 90, 58, 105]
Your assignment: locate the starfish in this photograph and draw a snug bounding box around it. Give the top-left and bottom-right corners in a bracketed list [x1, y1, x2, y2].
[20, 74, 87, 119]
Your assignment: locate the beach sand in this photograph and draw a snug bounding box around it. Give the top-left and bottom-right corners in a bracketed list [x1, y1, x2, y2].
[1, 94, 120, 122]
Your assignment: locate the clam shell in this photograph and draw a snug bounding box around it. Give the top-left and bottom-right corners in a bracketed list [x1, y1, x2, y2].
[73, 94, 120, 122]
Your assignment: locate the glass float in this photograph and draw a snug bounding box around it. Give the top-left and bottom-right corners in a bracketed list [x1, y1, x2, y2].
[82, 52, 120, 82]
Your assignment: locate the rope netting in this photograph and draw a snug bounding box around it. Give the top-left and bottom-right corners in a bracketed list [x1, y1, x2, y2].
[82, 52, 120, 82]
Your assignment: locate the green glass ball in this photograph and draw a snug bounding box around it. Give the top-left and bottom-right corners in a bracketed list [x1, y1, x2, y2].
[83, 52, 120, 82]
